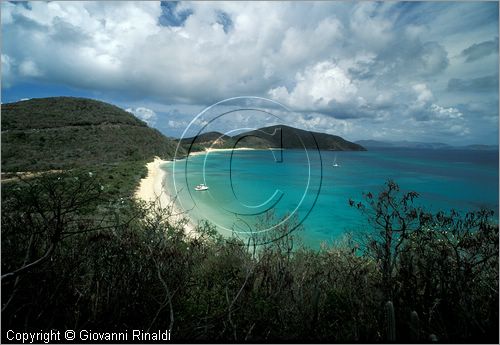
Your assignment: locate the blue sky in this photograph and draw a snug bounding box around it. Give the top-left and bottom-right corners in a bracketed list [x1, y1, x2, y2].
[1, 1, 498, 144]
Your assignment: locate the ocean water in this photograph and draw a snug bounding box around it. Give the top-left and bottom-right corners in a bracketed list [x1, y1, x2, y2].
[163, 148, 499, 248]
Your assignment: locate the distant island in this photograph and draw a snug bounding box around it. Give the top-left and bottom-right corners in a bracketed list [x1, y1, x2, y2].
[356, 139, 499, 150]
[178, 124, 366, 152]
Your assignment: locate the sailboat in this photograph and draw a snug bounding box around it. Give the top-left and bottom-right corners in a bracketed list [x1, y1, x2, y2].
[194, 183, 209, 191]
[332, 154, 340, 167]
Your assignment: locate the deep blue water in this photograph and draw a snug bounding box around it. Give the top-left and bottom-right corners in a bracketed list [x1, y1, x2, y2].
[164, 148, 499, 248]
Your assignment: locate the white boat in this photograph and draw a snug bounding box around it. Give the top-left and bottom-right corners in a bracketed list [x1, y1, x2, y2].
[332, 155, 340, 167]
[194, 183, 209, 191]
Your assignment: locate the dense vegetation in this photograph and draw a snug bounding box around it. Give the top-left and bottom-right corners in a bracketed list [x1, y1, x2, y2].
[178, 125, 366, 152]
[1, 97, 497, 343]
[2, 97, 184, 171]
[1, 174, 497, 343]
[2, 97, 145, 130]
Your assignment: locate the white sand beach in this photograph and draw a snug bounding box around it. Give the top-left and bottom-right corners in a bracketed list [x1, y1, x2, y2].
[134, 156, 196, 235]
[188, 147, 256, 157]
[134, 148, 256, 235]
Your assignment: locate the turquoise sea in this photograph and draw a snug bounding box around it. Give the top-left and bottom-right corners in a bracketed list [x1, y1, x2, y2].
[163, 148, 499, 248]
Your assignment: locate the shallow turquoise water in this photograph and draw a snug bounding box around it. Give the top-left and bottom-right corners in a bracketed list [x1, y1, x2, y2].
[163, 148, 499, 248]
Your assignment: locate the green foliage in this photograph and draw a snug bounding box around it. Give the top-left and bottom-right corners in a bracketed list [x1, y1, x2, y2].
[1, 177, 498, 343]
[351, 180, 499, 342]
[395, 210, 499, 341]
[1, 97, 185, 172]
[2, 97, 145, 131]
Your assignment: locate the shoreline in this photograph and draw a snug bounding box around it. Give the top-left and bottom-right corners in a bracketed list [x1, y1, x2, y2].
[188, 147, 256, 157]
[134, 148, 256, 236]
[134, 156, 196, 235]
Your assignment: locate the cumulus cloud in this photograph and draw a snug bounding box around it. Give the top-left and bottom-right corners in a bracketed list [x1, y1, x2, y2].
[413, 83, 434, 105]
[429, 104, 463, 120]
[168, 119, 188, 129]
[268, 61, 357, 112]
[293, 113, 354, 136]
[349, 2, 394, 51]
[19, 60, 43, 77]
[0, 1, 457, 105]
[415, 103, 468, 135]
[405, 81, 470, 136]
[126, 107, 158, 126]
[1, 1, 498, 144]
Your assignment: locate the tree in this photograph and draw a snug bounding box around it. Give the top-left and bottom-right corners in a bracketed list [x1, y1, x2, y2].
[350, 180, 422, 298]
[351, 179, 498, 342]
[1, 172, 110, 281]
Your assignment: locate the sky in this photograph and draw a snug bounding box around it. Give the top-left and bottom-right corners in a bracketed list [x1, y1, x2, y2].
[1, 1, 499, 145]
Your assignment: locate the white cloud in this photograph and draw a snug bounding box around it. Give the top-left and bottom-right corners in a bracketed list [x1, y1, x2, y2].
[268, 61, 357, 111]
[294, 113, 353, 135]
[19, 60, 43, 77]
[349, 2, 394, 51]
[1, 54, 14, 87]
[168, 119, 188, 129]
[1, 1, 497, 144]
[413, 83, 434, 106]
[126, 107, 157, 126]
[430, 104, 463, 120]
[407, 102, 469, 137]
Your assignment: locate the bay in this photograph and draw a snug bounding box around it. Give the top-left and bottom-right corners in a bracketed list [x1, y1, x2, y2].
[164, 148, 499, 248]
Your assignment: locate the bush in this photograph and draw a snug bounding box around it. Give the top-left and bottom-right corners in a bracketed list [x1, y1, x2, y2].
[1, 178, 498, 342]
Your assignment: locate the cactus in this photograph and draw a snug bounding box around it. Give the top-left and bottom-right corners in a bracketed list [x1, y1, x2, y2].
[410, 310, 420, 342]
[385, 301, 396, 342]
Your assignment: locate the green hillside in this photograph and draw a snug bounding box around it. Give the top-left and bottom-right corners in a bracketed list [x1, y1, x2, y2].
[234, 125, 366, 151]
[177, 124, 366, 152]
[178, 131, 232, 151]
[1, 97, 183, 172]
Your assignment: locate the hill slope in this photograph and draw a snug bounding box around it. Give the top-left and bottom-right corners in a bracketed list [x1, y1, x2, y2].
[1, 97, 183, 172]
[179, 131, 231, 151]
[235, 125, 365, 151]
[179, 125, 365, 151]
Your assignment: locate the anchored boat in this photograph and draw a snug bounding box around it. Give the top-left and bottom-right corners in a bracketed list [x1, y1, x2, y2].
[194, 183, 209, 191]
